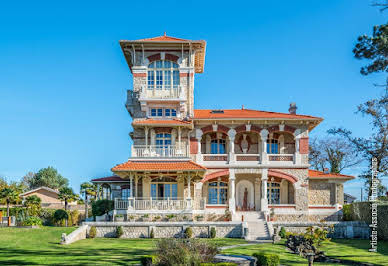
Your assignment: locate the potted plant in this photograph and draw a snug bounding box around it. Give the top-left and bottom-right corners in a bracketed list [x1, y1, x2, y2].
[142, 214, 150, 222]
[153, 215, 161, 222]
[224, 209, 232, 221]
[196, 215, 204, 222]
[115, 214, 124, 222]
[166, 214, 176, 222]
[128, 215, 135, 222]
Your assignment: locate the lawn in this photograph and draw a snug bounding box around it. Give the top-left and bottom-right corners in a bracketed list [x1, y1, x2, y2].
[0, 227, 387, 265]
[0, 227, 247, 265]
[223, 239, 388, 266]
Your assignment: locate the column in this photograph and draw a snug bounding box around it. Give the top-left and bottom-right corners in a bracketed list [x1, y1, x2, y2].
[129, 173, 134, 198]
[196, 129, 203, 162]
[186, 172, 192, 209]
[178, 127, 182, 149]
[96, 184, 101, 200]
[260, 129, 269, 164]
[228, 129, 236, 164]
[134, 174, 138, 198]
[254, 177, 261, 211]
[228, 169, 236, 213]
[294, 136, 301, 164]
[261, 169, 268, 212]
[145, 127, 149, 147]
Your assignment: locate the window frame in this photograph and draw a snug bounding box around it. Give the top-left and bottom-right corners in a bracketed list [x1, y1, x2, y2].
[267, 181, 280, 204]
[147, 60, 180, 90]
[208, 181, 228, 205]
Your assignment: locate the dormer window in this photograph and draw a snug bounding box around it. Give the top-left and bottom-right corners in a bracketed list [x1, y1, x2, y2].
[147, 60, 179, 90]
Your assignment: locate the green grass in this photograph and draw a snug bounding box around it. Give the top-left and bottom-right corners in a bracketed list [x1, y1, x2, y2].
[1, 227, 387, 265]
[223, 239, 388, 266]
[0, 227, 246, 265]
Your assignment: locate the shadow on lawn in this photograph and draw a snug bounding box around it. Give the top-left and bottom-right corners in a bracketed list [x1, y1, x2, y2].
[0, 245, 152, 265]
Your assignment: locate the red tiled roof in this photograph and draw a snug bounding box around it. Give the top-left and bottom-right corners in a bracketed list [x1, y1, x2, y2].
[194, 109, 322, 120]
[132, 119, 192, 126]
[112, 161, 206, 172]
[308, 169, 354, 179]
[123, 34, 205, 43]
[91, 176, 126, 182]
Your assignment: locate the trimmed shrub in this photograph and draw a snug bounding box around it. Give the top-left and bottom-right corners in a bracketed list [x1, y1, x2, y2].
[253, 253, 280, 266]
[140, 255, 159, 266]
[88, 226, 97, 238]
[91, 200, 114, 217]
[342, 204, 352, 221]
[68, 210, 80, 226]
[210, 227, 216, 238]
[40, 208, 56, 226]
[279, 227, 286, 238]
[150, 228, 155, 239]
[54, 209, 69, 226]
[184, 227, 193, 238]
[116, 226, 123, 238]
[22, 216, 42, 226]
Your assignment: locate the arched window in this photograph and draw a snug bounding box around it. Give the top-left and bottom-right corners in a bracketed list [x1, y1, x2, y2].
[211, 138, 226, 154]
[208, 181, 228, 204]
[101, 184, 111, 200]
[147, 60, 179, 90]
[267, 181, 280, 204]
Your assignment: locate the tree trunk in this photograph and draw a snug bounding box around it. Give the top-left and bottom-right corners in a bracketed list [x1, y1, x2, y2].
[65, 200, 68, 227]
[85, 194, 88, 219]
[6, 200, 10, 217]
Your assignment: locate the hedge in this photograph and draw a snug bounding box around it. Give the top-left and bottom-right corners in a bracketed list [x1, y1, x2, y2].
[253, 253, 280, 266]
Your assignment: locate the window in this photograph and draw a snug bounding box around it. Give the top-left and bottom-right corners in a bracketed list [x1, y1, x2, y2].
[211, 138, 226, 154]
[267, 139, 279, 154]
[156, 133, 171, 156]
[150, 108, 177, 117]
[151, 177, 177, 199]
[165, 108, 177, 117]
[147, 60, 180, 90]
[208, 181, 228, 204]
[267, 182, 280, 204]
[101, 184, 111, 200]
[150, 108, 163, 117]
[121, 188, 131, 199]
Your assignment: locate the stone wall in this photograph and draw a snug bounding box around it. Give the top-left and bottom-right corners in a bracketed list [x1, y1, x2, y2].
[308, 180, 332, 205]
[84, 222, 243, 239]
[273, 221, 369, 239]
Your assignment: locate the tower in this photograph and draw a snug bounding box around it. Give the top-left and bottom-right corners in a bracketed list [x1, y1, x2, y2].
[119, 34, 206, 120]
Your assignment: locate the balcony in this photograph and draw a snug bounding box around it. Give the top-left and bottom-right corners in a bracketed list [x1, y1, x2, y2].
[114, 197, 206, 211]
[131, 145, 190, 158]
[139, 86, 185, 101]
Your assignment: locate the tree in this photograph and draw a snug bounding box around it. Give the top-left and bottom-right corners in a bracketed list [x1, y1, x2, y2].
[58, 187, 78, 211]
[80, 182, 97, 219]
[329, 93, 388, 197]
[21, 172, 35, 191]
[353, 23, 388, 77]
[24, 195, 42, 216]
[28, 167, 68, 190]
[309, 137, 362, 173]
[0, 187, 19, 216]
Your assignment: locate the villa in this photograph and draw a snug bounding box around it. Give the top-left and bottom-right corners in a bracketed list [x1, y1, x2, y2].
[91, 34, 354, 224]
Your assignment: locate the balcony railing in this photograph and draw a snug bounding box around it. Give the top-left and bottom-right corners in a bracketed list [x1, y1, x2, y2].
[131, 145, 189, 158]
[139, 86, 184, 100]
[236, 154, 260, 161]
[268, 154, 294, 161]
[114, 197, 206, 211]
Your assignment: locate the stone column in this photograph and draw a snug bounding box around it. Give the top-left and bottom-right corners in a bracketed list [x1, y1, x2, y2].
[96, 184, 101, 200]
[261, 169, 268, 212]
[129, 174, 134, 198]
[186, 172, 192, 209]
[260, 129, 269, 164]
[144, 127, 149, 147]
[178, 127, 182, 149]
[134, 174, 138, 198]
[196, 129, 203, 163]
[228, 169, 236, 213]
[177, 175, 184, 198]
[293, 129, 301, 165]
[228, 129, 236, 164]
[255, 177, 261, 211]
[142, 175, 151, 198]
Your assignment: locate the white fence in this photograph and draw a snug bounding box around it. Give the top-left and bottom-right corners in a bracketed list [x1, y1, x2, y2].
[114, 198, 206, 211]
[131, 145, 190, 158]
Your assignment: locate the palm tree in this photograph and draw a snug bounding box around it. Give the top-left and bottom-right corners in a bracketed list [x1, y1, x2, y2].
[58, 187, 78, 211]
[0, 187, 19, 216]
[24, 195, 42, 216]
[80, 182, 96, 219]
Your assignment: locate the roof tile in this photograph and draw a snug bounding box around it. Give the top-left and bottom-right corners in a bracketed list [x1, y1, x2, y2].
[112, 160, 206, 172]
[308, 169, 354, 179]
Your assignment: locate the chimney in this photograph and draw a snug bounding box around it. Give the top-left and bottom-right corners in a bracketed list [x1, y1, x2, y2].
[323, 168, 329, 174]
[289, 102, 297, 114]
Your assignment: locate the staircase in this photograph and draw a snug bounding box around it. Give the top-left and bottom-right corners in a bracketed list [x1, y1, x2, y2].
[235, 212, 272, 241]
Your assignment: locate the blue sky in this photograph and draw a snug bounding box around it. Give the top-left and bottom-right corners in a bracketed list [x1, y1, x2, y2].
[0, 0, 386, 198]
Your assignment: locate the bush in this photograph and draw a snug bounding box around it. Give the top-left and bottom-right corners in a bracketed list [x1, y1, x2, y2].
[342, 204, 352, 221]
[54, 209, 69, 226]
[200, 263, 237, 266]
[184, 227, 193, 238]
[39, 208, 56, 226]
[140, 255, 159, 266]
[91, 200, 114, 217]
[116, 226, 123, 238]
[279, 227, 286, 238]
[88, 226, 97, 238]
[150, 228, 155, 239]
[22, 216, 42, 226]
[210, 227, 216, 238]
[68, 210, 80, 226]
[155, 239, 218, 265]
[253, 253, 280, 266]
